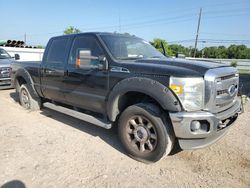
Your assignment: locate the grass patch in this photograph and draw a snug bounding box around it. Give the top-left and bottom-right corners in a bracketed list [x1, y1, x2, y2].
[239, 70, 250, 74]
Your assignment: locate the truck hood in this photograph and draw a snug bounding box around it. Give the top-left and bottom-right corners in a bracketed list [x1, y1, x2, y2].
[0, 58, 14, 67]
[128, 58, 228, 77]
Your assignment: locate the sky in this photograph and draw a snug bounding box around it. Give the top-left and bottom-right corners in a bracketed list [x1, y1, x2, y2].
[0, 0, 250, 48]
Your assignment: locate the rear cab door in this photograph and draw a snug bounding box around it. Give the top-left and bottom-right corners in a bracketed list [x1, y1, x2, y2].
[40, 36, 71, 102]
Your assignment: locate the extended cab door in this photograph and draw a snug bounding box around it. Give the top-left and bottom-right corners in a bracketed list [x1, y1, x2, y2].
[64, 35, 109, 113]
[40, 36, 71, 102]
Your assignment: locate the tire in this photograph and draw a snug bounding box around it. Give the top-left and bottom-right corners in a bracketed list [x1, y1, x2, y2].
[118, 103, 175, 163]
[19, 84, 41, 110]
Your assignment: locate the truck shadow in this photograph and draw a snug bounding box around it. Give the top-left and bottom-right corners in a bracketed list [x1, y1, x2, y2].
[40, 108, 182, 157]
[9, 91, 181, 158]
[40, 107, 127, 156]
[239, 74, 250, 96]
[9, 91, 127, 156]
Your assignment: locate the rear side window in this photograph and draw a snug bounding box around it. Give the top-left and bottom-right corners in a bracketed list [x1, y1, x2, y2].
[47, 38, 69, 63]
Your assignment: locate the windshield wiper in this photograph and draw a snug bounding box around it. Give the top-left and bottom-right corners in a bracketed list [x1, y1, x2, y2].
[118, 57, 143, 60]
[0, 57, 11, 59]
[148, 56, 164, 59]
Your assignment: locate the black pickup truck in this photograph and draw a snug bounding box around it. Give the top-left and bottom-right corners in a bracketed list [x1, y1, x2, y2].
[11, 32, 241, 163]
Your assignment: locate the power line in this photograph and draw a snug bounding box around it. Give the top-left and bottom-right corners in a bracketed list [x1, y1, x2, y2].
[10, 13, 197, 38]
[120, 0, 249, 23]
[115, 13, 197, 28]
[200, 32, 250, 37]
[2, 1, 249, 40]
[169, 39, 250, 44]
[3, 10, 249, 40]
[203, 12, 250, 19]
[169, 39, 195, 44]
[200, 39, 250, 44]
[203, 8, 250, 15]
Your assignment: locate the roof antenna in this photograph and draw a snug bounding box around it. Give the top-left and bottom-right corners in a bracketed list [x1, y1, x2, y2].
[161, 41, 166, 56]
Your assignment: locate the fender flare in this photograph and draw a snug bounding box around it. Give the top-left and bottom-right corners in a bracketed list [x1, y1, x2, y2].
[107, 77, 182, 122]
[14, 68, 40, 99]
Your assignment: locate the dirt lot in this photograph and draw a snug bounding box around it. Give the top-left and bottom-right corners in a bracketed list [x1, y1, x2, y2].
[0, 89, 249, 188]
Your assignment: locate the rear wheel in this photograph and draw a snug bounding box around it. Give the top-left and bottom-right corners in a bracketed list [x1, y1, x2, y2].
[19, 84, 41, 110]
[118, 103, 175, 163]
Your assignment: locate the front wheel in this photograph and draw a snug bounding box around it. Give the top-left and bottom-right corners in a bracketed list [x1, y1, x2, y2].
[118, 103, 175, 163]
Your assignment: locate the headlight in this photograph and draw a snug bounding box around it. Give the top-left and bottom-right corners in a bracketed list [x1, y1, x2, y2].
[169, 77, 204, 111]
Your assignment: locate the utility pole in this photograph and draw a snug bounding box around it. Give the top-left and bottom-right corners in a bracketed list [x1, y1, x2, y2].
[24, 32, 26, 44]
[194, 8, 202, 58]
[119, 15, 121, 32]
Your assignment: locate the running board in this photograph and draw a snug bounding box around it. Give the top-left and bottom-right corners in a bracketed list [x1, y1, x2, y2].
[43, 102, 112, 129]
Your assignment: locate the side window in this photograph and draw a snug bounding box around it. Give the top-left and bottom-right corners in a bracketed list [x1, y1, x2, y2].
[69, 36, 103, 67]
[47, 38, 68, 63]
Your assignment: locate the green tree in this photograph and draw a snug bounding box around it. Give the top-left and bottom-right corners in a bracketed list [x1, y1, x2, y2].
[36, 45, 45, 49]
[203, 47, 217, 58]
[227, 44, 249, 59]
[168, 44, 190, 57]
[150, 38, 173, 56]
[63, 26, 81, 35]
[215, 46, 227, 58]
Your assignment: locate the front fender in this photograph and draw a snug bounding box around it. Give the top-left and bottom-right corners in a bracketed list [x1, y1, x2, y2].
[107, 77, 182, 122]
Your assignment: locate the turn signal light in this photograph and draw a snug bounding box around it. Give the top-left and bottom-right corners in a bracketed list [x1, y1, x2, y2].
[170, 84, 183, 94]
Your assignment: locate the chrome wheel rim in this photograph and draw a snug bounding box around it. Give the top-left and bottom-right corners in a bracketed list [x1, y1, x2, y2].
[20, 88, 30, 109]
[126, 115, 157, 153]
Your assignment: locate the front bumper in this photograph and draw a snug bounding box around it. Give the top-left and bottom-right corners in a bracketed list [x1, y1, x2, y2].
[169, 97, 242, 150]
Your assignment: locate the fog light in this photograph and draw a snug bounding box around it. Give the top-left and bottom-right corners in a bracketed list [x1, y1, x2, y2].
[191, 121, 201, 132]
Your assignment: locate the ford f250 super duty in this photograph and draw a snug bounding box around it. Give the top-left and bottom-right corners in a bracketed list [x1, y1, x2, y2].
[0, 48, 19, 89]
[11, 32, 242, 163]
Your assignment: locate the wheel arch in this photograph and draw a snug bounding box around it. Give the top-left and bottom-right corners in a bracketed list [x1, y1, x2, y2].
[14, 68, 39, 99]
[107, 77, 182, 122]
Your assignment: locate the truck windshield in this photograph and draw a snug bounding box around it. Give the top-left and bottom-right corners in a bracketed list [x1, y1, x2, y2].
[100, 35, 165, 60]
[0, 49, 11, 59]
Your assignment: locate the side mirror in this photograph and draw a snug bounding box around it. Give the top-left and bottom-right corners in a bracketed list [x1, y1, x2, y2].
[98, 55, 108, 70]
[14, 54, 20, 60]
[76, 49, 108, 70]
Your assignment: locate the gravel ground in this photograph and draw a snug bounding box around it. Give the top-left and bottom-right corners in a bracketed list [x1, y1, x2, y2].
[0, 89, 249, 188]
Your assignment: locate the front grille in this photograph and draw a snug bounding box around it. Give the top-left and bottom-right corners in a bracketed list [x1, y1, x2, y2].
[220, 74, 235, 80]
[215, 74, 238, 111]
[0, 67, 11, 78]
[217, 89, 227, 95]
[204, 67, 239, 113]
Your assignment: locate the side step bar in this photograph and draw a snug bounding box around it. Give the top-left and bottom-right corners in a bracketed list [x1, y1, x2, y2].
[43, 102, 112, 129]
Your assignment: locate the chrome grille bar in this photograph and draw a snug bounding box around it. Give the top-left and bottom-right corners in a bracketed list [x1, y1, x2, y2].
[204, 67, 239, 113]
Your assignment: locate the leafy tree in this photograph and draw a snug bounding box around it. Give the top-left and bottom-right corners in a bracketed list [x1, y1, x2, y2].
[216, 46, 227, 58]
[168, 44, 190, 57]
[227, 44, 248, 59]
[203, 47, 217, 58]
[36, 45, 44, 49]
[63, 26, 81, 35]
